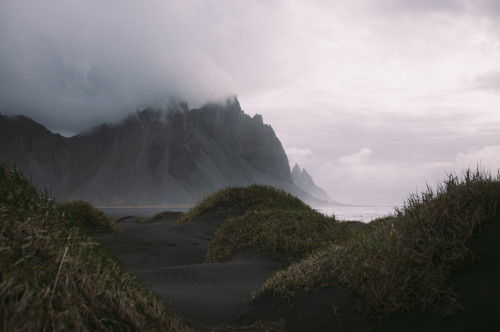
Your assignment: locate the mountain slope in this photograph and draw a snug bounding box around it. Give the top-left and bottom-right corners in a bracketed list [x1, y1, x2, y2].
[0, 98, 321, 205]
[0, 114, 71, 197]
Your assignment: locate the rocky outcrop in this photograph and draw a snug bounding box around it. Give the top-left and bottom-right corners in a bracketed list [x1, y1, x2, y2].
[291, 164, 332, 202]
[0, 98, 322, 205]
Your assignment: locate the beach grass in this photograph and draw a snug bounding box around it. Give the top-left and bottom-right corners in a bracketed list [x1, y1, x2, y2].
[62, 200, 123, 233]
[149, 210, 183, 223]
[256, 169, 500, 318]
[114, 215, 149, 223]
[206, 209, 356, 262]
[113, 211, 182, 225]
[0, 163, 192, 331]
[177, 184, 314, 224]
[176, 184, 353, 263]
[5, 158, 498, 328]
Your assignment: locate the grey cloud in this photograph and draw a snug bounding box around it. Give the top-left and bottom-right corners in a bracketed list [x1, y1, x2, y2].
[0, 0, 289, 134]
[470, 0, 500, 18]
[277, 105, 500, 204]
[366, 0, 465, 16]
[366, 0, 500, 21]
[475, 70, 500, 91]
[1, 0, 499, 205]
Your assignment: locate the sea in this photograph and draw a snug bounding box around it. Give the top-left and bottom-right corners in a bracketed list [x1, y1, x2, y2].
[100, 205, 397, 223]
[313, 206, 397, 223]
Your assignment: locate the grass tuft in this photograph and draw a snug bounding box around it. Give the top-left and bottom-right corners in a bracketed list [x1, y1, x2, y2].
[149, 210, 183, 223]
[0, 163, 192, 331]
[256, 169, 500, 318]
[177, 185, 314, 224]
[206, 210, 355, 262]
[62, 200, 122, 233]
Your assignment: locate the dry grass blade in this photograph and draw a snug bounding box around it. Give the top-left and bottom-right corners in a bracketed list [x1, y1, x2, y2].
[50, 246, 68, 302]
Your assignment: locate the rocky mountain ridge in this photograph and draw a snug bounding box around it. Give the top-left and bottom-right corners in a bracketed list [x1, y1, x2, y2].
[291, 164, 332, 202]
[0, 98, 332, 205]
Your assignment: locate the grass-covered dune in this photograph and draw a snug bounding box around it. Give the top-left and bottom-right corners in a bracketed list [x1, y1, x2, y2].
[206, 210, 355, 263]
[176, 185, 359, 264]
[4, 159, 499, 331]
[245, 170, 500, 330]
[0, 164, 192, 331]
[177, 184, 315, 224]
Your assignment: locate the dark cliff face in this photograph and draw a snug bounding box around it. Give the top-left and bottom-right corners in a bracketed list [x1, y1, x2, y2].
[193, 99, 292, 183]
[0, 98, 303, 205]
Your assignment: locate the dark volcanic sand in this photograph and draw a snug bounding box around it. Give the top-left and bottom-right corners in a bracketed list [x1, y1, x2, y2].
[99, 211, 500, 331]
[241, 217, 500, 332]
[98, 210, 284, 330]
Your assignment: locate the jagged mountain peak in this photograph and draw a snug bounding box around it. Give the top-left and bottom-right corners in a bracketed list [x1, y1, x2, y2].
[291, 163, 313, 182]
[291, 163, 332, 203]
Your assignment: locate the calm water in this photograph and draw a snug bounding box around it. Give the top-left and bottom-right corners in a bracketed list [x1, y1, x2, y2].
[314, 206, 397, 223]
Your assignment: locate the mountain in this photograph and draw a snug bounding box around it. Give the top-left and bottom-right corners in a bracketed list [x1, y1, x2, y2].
[291, 164, 332, 202]
[0, 98, 325, 205]
[0, 114, 71, 198]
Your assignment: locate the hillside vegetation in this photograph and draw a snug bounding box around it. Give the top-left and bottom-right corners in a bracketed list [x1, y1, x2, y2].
[206, 209, 355, 263]
[4, 159, 498, 329]
[0, 163, 191, 331]
[176, 185, 357, 263]
[177, 185, 315, 224]
[256, 170, 500, 317]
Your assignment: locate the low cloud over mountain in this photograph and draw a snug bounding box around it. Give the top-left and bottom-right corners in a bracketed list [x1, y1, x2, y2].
[0, 98, 330, 205]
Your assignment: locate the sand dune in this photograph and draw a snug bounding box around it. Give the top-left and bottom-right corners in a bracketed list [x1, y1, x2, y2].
[98, 211, 283, 328]
[99, 206, 500, 331]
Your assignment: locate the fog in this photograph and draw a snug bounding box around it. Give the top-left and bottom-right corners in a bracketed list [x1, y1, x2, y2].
[1, 0, 500, 205]
[0, 0, 241, 133]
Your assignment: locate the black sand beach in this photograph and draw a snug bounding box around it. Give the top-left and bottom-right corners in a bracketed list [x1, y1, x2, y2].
[98, 209, 284, 330]
[99, 209, 500, 331]
[3, 160, 500, 331]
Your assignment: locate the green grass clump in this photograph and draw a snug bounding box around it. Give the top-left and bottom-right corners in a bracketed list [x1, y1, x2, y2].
[258, 244, 347, 297]
[177, 185, 314, 224]
[114, 211, 182, 225]
[0, 163, 192, 331]
[257, 170, 500, 317]
[62, 200, 122, 233]
[115, 215, 148, 224]
[149, 210, 182, 223]
[207, 210, 355, 262]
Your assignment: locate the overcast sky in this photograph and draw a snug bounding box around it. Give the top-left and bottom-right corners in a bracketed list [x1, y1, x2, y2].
[1, 0, 499, 205]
